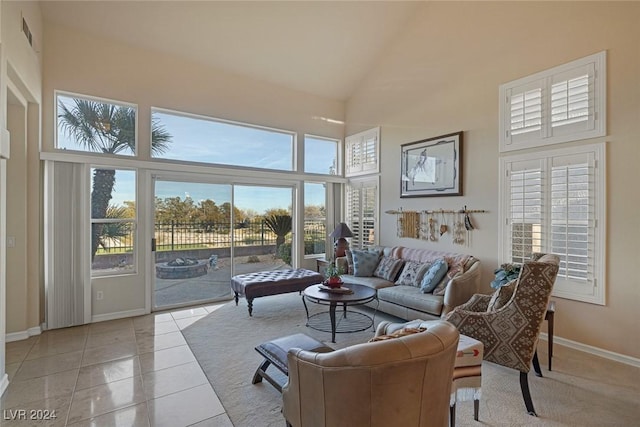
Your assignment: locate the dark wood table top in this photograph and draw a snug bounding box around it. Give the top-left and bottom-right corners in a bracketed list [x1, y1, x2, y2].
[303, 283, 376, 305]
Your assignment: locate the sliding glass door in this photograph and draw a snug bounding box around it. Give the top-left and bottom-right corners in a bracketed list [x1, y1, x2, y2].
[232, 185, 294, 276]
[153, 178, 296, 310]
[153, 179, 234, 309]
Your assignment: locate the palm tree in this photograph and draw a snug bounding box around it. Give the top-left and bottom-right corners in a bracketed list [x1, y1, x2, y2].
[58, 98, 172, 260]
[264, 214, 292, 255]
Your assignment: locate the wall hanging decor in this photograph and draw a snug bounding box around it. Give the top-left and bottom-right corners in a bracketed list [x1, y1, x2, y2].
[400, 131, 463, 198]
[386, 207, 487, 246]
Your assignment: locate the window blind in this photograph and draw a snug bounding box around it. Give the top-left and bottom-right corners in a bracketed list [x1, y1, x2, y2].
[508, 161, 544, 263]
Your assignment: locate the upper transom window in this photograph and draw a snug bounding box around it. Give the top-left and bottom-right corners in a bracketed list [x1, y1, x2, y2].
[304, 135, 339, 175]
[499, 51, 606, 152]
[56, 92, 146, 157]
[151, 108, 295, 171]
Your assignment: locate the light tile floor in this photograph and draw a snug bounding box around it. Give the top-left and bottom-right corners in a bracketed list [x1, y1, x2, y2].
[1, 305, 233, 427]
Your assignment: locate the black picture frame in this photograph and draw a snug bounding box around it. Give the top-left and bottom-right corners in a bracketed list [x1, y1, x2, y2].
[400, 131, 463, 198]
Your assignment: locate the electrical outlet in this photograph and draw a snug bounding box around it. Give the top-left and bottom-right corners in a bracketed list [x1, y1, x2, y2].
[96, 291, 104, 300]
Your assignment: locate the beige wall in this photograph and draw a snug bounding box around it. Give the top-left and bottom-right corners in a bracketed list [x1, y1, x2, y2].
[347, 1, 640, 359]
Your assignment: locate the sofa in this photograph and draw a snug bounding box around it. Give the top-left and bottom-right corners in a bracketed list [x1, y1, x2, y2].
[335, 246, 481, 320]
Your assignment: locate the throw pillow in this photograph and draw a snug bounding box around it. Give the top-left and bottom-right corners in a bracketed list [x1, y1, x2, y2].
[395, 261, 431, 287]
[420, 258, 449, 293]
[374, 257, 405, 282]
[352, 250, 382, 277]
[368, 327, 426, 342]
[344, 249, 355, 274]
[487, 279, 517, 311]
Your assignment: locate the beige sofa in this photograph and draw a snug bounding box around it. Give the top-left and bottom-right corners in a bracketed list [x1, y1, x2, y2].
[336, 246, 481, 320]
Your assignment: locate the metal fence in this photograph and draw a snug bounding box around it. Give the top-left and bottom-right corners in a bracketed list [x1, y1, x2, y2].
[97, 219, 326, 254]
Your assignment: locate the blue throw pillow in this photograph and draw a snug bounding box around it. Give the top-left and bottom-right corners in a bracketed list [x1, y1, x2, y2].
[420, 258, 449, 293]
[352, 250, 382, 277]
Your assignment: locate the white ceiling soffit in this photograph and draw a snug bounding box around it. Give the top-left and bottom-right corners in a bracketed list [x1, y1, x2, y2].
[40, 1, 422, 101]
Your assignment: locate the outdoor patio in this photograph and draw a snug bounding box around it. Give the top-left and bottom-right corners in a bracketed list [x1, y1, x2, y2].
[154, 254, 291, 307]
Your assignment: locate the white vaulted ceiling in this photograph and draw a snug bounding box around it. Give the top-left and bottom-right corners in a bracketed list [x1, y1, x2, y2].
[40, 1, 423, 101]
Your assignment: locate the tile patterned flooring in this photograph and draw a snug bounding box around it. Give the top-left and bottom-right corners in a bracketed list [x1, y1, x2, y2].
[1, 305, 233, 427]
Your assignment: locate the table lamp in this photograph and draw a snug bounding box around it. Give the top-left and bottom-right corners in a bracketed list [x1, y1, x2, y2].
[329, 222, 354, 258]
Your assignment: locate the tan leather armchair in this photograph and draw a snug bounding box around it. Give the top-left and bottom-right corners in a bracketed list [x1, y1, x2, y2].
[445, 254, 560, 417]
[282, 321, 459, 427]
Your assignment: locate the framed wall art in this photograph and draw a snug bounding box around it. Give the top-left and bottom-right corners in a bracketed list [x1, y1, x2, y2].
[400, 131, 462, 198]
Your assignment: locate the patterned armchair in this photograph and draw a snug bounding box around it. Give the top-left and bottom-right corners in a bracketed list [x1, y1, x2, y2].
[445, 253, 560, 416]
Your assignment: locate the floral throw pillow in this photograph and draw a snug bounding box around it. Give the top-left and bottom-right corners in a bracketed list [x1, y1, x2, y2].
[352, 250, 382, 277]
[395, 261, 430, 287]
[373, 257, 405, 282]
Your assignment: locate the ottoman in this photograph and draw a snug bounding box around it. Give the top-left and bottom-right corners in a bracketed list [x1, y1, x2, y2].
[252, 333, 333, 392]
[231, 268, 324, 316]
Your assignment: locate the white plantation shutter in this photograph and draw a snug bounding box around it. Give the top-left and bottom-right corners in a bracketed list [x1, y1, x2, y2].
[550, 64, 595, 137]
[500, 144, 605, 304]
[345, 178, 378, 249]
[550, 153, 595, 285]
[500, 51, 605, 152]
[507, 82, 543, 141]
[507, 159, 545, 263]
[345, 127, 379, 177]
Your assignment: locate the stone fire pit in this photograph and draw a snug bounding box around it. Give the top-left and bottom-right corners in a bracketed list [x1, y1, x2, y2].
[156, 257, 208, 279]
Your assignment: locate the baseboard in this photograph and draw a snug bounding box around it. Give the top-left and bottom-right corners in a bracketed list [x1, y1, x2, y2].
[0, 373, 9, 397]
[539, 332, 640, 368]
[91, 308, 147, 323]
[5, 325, 42, 343]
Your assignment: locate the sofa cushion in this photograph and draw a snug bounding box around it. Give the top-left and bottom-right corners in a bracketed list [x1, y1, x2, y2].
[352, 250, 382, 277]
[373, 257, 405, 281]
[395, 261, 430, 287]
[339, 274, 395, 290]
[420, 259, 448, 293]
[378, 286, 443, 316]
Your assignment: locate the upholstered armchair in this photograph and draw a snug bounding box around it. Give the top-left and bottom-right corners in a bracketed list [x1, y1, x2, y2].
[445, 253, 560, 417]
[282, 321, 460, 427]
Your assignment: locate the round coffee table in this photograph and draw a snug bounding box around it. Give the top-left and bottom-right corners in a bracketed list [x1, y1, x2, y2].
[302, 283, 377, 343]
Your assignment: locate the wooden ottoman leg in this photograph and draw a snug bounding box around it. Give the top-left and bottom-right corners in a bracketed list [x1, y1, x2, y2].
[252, 359, 271, 385]
[474, 399, 479, 421]
[247, 298, 254, 316]
[234, 291, 239, 305]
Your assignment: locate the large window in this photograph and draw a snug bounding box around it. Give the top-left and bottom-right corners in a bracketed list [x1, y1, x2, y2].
[499, 51, 606, 152]
[346, 177, 378, 249]
[91, 168, 137, 276]
[151, 108, 295, 171]
[56, 93, 140, 156]
[304, 135, 339, 175]
[500, 143, 605, 304]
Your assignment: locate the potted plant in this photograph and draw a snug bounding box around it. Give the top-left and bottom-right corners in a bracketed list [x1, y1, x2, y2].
[324, 264, 344, 288]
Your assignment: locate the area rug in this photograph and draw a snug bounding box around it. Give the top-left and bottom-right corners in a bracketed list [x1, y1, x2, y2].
[183, 292, 640, 427]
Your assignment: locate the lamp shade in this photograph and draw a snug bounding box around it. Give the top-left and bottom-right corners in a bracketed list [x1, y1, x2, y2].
[329, 223, 354, 239]
[329, 223, 353, 258]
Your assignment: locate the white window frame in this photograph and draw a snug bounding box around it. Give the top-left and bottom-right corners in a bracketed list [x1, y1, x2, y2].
[55, 91, 139, 157]
[345, 176, 379, 250]
[90, 167, 138, 277]
[499, 142, 606, 305]
[499, 51, 606, 152]
[345, 127, 380, 177]
[303, 134, 341, 176]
